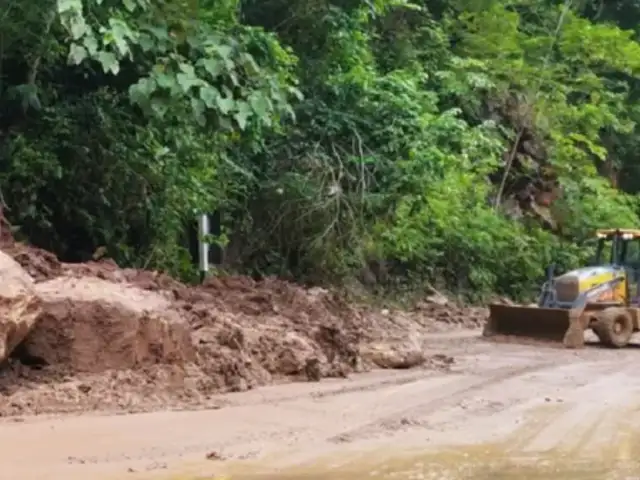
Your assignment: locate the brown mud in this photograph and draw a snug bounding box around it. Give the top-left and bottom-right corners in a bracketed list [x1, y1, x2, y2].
[0, 239, 484, 417]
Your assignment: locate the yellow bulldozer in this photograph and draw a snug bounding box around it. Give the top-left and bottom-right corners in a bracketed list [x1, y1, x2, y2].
[484, 229, 640, 348]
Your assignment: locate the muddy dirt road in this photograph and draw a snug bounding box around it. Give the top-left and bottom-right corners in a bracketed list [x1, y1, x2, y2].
[4, 330, 640, 480]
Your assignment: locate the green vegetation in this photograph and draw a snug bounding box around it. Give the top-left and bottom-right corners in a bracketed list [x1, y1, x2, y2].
[1, 0, 639, 300]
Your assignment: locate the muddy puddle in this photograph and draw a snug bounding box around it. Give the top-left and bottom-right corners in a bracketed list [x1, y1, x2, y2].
[216, 448, 638, 480]
[170, 402, 640, 480]
[171, 438, 640, 480]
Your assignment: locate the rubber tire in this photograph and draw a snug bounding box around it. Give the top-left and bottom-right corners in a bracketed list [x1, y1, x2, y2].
[593, 308, 634, 348]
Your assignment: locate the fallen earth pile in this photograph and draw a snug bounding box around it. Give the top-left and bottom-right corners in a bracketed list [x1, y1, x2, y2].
[0, 240, 485, 416]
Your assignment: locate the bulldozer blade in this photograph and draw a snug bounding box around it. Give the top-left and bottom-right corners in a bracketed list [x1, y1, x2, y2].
[483, 304, 585, 348]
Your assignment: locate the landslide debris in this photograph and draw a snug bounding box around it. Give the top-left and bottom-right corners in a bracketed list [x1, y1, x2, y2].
[0, 241, 482, 417]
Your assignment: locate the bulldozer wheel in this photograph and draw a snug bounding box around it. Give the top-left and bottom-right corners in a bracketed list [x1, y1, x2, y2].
[592, 308, 633, 348]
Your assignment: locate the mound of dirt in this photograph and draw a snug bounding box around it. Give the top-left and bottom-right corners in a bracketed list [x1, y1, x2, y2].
[0, 241, 482, 417]
[176, 278, 366, 392]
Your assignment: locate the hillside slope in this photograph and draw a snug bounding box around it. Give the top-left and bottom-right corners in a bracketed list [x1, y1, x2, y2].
[0, 0, 639, 300]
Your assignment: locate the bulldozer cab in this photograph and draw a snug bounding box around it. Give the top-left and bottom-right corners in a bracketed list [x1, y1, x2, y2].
[594, 229, 639, 265]
[594, 230, 640, 306]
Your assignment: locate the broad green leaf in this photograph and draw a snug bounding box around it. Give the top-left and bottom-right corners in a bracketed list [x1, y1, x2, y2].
[179, 63, 196, 77]
[122, 0, 137, 11]
[129, 77, 156, 105]
[68, 44, 87, 65]
[97, 51, 119, 74]
[248, 91, 271, 119]
[233, 101, 252, 129]
[176, 72, 199, 92]
[240, 53, 260, 76]
[216, 95, 235, 114]
[83, 34, 98, 55]
[56, 0, 81, 14]
[215, 45, 232, 59]
[138, 34, 155, 52]
[146, 26, 170, 41]
[154, 73, 174, 89]
[108, 19, 132, 56]
[71, 17, 88, 40]
[200, 58, 224, 78]
[219, 117, 233, 130]
[199, 86, 219, 108]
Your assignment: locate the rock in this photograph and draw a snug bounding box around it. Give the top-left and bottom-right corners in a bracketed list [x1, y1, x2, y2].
[432, 353, 455, 365]
[521, 139, 546, 161]
[304, 358, 322, 381]
[424, 287, 449, 306]
[22, 277, 194, 373]
[0, 250, 42, 362]
[77, 383, 91, 394]
[360, 342, 426, 369]
[529, 201, 557, 230]
[205, 451, 225, 460]
[216, 322, 246, 349]
[276, 332, 317, 375]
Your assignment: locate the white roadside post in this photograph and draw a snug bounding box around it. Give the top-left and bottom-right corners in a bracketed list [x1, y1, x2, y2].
[197, 213, 210, 283]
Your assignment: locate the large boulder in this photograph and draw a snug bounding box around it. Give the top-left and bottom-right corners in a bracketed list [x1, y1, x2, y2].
[0, 250, 42, 362]
[22, 276, 194, 372]
[360, 342, 426, 369]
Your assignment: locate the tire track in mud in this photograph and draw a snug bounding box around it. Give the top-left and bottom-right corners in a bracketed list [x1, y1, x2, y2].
[325, 359, 563, 444]
[217, 369, 450, 409]
[309, 371, 456, 400]
[502, 364, 640, 458]
[434, 358, 630, 433]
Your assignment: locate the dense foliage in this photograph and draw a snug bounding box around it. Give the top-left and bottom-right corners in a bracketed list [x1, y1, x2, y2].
[1, 0, 639, 300]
